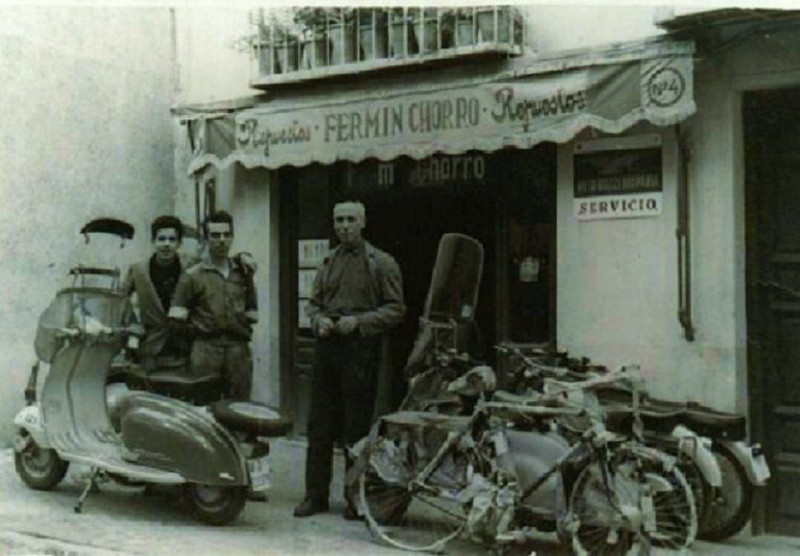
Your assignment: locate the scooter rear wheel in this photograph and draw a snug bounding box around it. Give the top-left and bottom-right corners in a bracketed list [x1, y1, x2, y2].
[182, 484, 247, 526]
[14, 435, 69, 491]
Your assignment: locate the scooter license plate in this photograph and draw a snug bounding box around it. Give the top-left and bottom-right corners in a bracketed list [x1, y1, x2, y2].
[752, 453, 771, 484]
[248, 456, 271, 491]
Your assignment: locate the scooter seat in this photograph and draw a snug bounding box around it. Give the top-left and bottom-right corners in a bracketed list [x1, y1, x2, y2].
[210, 401, 293, 437]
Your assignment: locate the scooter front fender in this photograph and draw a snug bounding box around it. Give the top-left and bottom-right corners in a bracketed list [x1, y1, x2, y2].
[13, 405, 52, 450]
[119, 393, 247, 486]
[726, 440, 771, 486]
[672, 425, 722, 488]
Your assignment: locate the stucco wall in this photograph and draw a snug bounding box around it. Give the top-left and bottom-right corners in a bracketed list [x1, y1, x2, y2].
[557, 27, 800, 413]
[556, 119, 743, 411]
[0, 7, 176, 445]
[172, 7, 255, 105]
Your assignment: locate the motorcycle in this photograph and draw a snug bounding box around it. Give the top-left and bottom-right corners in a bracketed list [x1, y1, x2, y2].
[349, 234, 697, 554]
[499, 343, 770, 541]
[12, 218, 292, 525]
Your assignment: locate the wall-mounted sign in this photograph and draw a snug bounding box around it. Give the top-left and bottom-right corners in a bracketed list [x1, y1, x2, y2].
[342, 154, 490, 196]
[573, 134, 663, 221]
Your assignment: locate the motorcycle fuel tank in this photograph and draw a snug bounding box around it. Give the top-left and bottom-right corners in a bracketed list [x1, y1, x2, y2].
[118, 392, 247, 486]
[506, 428, 571, 508]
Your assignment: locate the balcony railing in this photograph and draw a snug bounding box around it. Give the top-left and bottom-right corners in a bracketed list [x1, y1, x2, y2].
[248, 6, 526, 88]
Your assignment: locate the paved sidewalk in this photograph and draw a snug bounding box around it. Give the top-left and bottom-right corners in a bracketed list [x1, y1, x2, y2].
[1, 441, 798, 556]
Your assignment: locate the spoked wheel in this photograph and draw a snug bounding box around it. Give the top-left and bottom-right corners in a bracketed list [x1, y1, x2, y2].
[642, 453, 697, 552]
[569, 446, 696, 556]
[675, 456, 712, 538]
[14, 434, 69, 490]
[182, 484, 247, 526]
[697, 443, 753, 541]
[359, 434, 469, 553]
[569, 461, 641, 556]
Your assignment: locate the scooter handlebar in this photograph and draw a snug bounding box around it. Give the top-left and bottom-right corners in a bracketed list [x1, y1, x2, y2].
[54, 325, 141, 339]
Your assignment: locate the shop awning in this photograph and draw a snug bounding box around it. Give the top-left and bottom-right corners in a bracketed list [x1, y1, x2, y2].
[183, 38, 695, 174]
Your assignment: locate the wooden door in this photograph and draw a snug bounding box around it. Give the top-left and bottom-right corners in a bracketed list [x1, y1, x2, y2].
[745, 86, 800, 534]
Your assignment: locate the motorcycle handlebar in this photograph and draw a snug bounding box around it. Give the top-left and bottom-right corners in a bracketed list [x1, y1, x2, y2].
[544, 366, 641, 395]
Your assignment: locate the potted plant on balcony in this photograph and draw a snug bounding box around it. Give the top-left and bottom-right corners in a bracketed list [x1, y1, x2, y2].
[388, 7, 416, 58]
[475, 5, 521, 44]
[409, 7, 439, 55]
[357, 7, 388, 61]
[251, 13, 297, 75]
[272, 25, 299, 74]
[293, 7, 329, 69]
[327, 8, 357, 65]
[454, 7, 476, 47]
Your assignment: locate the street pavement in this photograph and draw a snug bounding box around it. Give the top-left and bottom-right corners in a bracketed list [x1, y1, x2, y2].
[1, 443, 798, 556]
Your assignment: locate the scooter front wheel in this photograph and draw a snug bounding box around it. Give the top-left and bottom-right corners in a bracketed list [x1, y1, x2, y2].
[14, 434, 69, 490]
[182, 483, 247, 526]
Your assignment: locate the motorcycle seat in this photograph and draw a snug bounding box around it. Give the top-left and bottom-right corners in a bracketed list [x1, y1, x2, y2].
[210, 401, 293, 438]
[641, 398, 747, 440]
[379, 410, 472, 434]
[602, 400, 746, 440]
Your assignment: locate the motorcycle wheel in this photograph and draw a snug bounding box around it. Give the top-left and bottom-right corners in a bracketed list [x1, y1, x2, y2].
[182, 484, 247, 526]
[697, 443, 754, 541]
[359, 434, 467, 553]
[568, 445, 696, 556]
[675, 455, 712, 535]
[14, 434, 69, 491]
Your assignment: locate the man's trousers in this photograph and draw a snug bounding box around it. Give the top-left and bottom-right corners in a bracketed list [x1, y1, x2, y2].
[304, 334, 380, 502]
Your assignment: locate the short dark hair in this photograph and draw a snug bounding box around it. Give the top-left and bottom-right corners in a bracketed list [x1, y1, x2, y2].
[150, 215, 184, 241]
[203, 210, 234, 239]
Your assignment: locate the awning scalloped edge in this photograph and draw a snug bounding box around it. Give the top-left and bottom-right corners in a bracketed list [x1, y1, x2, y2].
[186, 103, 696, 175]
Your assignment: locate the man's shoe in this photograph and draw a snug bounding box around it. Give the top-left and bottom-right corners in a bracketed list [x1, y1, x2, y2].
[343, 503, 363, 521]
[293, 497, 329, 518]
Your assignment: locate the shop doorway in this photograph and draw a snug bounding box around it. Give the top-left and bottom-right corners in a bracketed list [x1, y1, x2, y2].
[745, 86, 800, 534]
[280, 148, 556, 435]
[360, 184, 498, 407]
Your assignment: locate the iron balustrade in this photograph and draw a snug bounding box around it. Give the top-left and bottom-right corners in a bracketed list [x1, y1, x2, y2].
[248, 6, 527, 87]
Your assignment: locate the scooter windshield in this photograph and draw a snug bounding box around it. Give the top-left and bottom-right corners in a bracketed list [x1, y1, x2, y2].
[34, 287, 130, 362]
[423, 233, 484, 324]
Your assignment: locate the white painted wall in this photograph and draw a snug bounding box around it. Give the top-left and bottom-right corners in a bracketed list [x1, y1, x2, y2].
[557, 23, 800, 413]
[0, 6, 176, 445]
[557, 121, 744, 411]
[172, 7, 256, 105]
[229, 167, 278, 408]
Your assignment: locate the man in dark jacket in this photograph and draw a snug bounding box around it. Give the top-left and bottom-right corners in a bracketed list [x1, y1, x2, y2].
[294, 201, 406, 520]
[123, 215, 190, 374]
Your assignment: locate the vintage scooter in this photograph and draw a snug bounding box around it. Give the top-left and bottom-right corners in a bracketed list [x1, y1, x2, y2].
[12, 218, 292, 525]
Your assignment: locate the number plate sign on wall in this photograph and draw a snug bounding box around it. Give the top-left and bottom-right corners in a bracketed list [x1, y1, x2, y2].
[573, 134, 663, 221]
